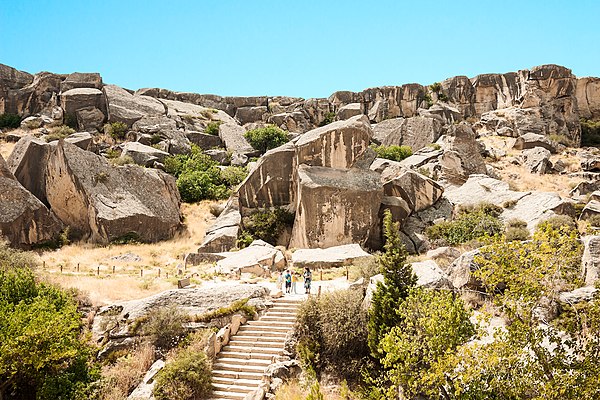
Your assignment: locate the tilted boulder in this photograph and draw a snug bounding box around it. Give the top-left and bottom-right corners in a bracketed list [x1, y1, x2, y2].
[0, 154, 62, 248]
[521, 147, 552, 174]
[336, 103, 362, 120]
[60, 72, 102, 92]
[411, 260, 452, 289]
[197, 197, 241, 253]
[444, 249, 481, 290]
[120, 142, 170, 167]
[380, 115, 444, 152]
[439, 122, 487, 184]
[581, 235, 600, 286]
[502, 191, 573, 231]
[44, 140, 182, 243]
[289, 165, 382, 249]
[513, 132, 557, 153]
[103, 84, 165, 127]
[444, 174, 527, 207]
[576, 77, 600, 120]
[219, 123, 256, 155]
[7, 135, 52, 205]
[60, 88, 106, 121]
[215, 240, 284, 277]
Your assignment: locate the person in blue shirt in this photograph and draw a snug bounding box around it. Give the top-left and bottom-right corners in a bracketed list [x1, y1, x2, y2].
[303, 267, 312, 294]
[284, 270, 292, 294]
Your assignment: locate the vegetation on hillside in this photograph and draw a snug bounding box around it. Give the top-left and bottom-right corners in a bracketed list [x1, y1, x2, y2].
[244, 125, 288, 154]
[369, 144, 412, 162]
[164, 145, 247, 203]
[0, 113, 22, 129]
[237, 207, 295, 247]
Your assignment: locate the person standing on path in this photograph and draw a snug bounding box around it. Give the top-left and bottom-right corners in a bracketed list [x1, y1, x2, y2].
[303, 267, 312, 294]
[291, 272, 298, 294]
[284, 270, 292, 294]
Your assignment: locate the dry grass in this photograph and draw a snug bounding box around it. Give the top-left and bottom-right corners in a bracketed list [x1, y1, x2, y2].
[274, 380, 356, 400]
[0, 139, 16, 160]
[99, 343, 155, 400]
[494, 163, 580, 196]
[38, 201, 220, 306]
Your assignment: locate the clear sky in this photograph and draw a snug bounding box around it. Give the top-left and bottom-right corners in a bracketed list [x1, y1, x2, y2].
[2, 0, 599, 99]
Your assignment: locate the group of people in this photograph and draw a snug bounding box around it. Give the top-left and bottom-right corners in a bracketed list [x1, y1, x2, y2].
[279, 267, 312, 294]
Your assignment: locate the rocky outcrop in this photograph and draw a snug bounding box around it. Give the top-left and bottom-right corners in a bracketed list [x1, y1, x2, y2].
[291, 244, 373, 268]
[440, 122, 487, 184]
[120, 142, 169, 167]
[513, 132, 557, 153]
[289, 165, 382, 249]
[197, 197, 241, 253]
[215, 240, 285, 277]
[60, 88, 106, 122]
[7, 135, 52, 205]
[219, 123, 256, 155]
[103, 84, 165, 127]
[376, 116, 444, 151]
[581, 235, 600, 286]
[44, 140, 182, 243]
[60, 72, 102, 92]
[576, 77, 600, 120]
[0, 153, 62, 248]
[521, 147, 552, 174]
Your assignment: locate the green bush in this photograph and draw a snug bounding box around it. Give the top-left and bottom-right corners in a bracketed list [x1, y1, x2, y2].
[244, 125, 288, 153]
[165, 146, 243, 203]
[426, 202, 504, 246]
[191, 298, 256, 323]
[581, 118, 600, 147]
[0, 241, 39, 269]
[429, 82, 442, 93]
[319, 112, 336, 127]
[295, 290, 370, 380]
[241, 207, 295, 246]
[204, 121, 221, 135]
[153, 350, 212, 400]
[536, 215, 577, 232]
[370, 144, 413, 162]
[104, 121, 129, 140]
[139, 305, 187, 349]
[45, 125, 75, 142]
[0, 113, 21, 129]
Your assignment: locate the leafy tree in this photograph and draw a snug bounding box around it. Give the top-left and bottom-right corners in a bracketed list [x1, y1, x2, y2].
[0, 113, 22, 129]
[370, 144, 413, 162]
[244, 125, 288, 153]
[0, 266, 97, 400]
[153, 349, 212, 400]
[240, 207, 295, 246]
[367, 209, 416, 356]
[379, 288, 474, 399]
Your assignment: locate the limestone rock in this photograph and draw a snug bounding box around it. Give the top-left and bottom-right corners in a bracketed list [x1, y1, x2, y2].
[7, 135, 52, 204]
[1, 68, 62, 116]
[418, 103, 462, 125]
[399, 147, 443, 169]
[580, 200, 600, 222]
[45, 140, 182, 243]
[121, 142, 170, 167]
[60, 72, 102, 92]
[197, 198, 241, 253]
[219, 123, 256, 155]
[581, 235, 600, 285]
[559, 286, 598, 304]
[0, 154, 62, 248]
[235, 106, 268, 125]
[294, 115, 372, 169]
[65, 132, 93, 150]
[576, 77, 600, 120]
[521, 147, 552, 174]
[372, 118, 404, 144]
[577, 149, 600, 172]
[411, 260, 452, 289]
[132, 115, 177, 134]
[186, 131, 222, 149]
[60, 88, 106, 120]
[289, 165, 382, 249]
[513, 132, 557, 153]
[381, 116, 444, 152]
[379, 164, 444, 213]
[215, 240, 284, 277]
[76, 107, 105, 131]
[502, 191, 573, 231]
[237, 143, 295, 209]
[444, 249, 481, 290]
[440, 122, 486, 184]
[103, 84, 165, 127]
[20, 115, 52, 129]
[336, 103, 362, 120]
[444, 174, 527, 207]
[291, 244, 372, 268]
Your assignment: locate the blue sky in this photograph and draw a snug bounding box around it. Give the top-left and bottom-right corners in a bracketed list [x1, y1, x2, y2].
[2, 0, 599, 98]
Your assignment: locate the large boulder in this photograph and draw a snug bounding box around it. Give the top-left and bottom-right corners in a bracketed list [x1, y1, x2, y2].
[582, 235, 600, 285]
[7, 135, 52, 204]
[294, 115, 372, 169]
[76, 107, 105, 131]
[219, 123, 255, 155]
[237, 143, 295, 209]
[513, 132, 557, 153]
[502, 192, 573, 231]
[197, 198, 241, 253]
[215, 240, 284, 277]
[60, 88, 105, 119]
[103, 84, 165, 127]
[444, 249, 481, 290]
[411, 260, 452, 289]
[289, 165, 382, 249]
[380, 116, 444, 152]
[0, 154, 62, 248]
[44, 140, 182, 243]
[121, 142, 170, 167]
[521, 147, 552, 174]
[60, 72, 102, 92]
[336, 103, 362, 120]
[291, 244, 372, 268]
[0, 66, 62, 116]
[576, 77, 600, 120]
[439, 122, 486, 184]
[444, 175, 527, 207]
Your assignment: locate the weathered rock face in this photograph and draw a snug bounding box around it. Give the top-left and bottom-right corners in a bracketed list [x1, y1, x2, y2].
[576, 77, 600, 120]
[513, 132, 557, 153]
[521, 147, 552, 174]
[581, 235, 600, 286]
[444, 174, 527, 206]
[289, 165, 382, 249]
[7, 135, 52, 205]
[0, 67, 63, 117]
[379, 116, 444, 151]
[0, 154, 62, 248]
[294, 115, 372, 170]
[237, 143, 295, 209]
[103, 84, 165, 127]
[60, 88, 106, 121]
[440, 122, 487, 184]
[44, 140, 182, 243]
[197, 197, 241, 253]
[76, 107, 105, 131]
[60, 72, 102, 92]
[291, 244, 373, 268]
[379, 164, 444, 213]
[120, 142, 170, 167]
[336, 103, 363, 120]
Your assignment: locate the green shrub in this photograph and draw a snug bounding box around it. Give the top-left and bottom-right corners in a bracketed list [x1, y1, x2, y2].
[110, 231, 141, 245]
[242, 207, 295, 246]
[244, 125, 288, 153]
[220, 165, 248, 187]
[105, 121, 129, 140]
[429, 82, 442, 93]
[177, 169, 229, 203]
[45, 125, 75, 142]
[0, 241, 39, 269]
[295, 290, 370, 380]
[204, 121, 221, 135]
[140, 305, 187, 349]
[505, 219, 530, 242]
[536, 215, 577, 232]
[153, 350, 212, 400]
[0, 113, 21, 129]
[370, 144, 413, 162]
[191, 298, 256, 323]
[426, 202, 504, 246]
[581, 118, 600, 147]
[236, 230, 254, 249]
[319, 111, 336, 127]
[110, 155, 135, 166]
[104, 148, 121, 159]
[438, 92, 449, 102]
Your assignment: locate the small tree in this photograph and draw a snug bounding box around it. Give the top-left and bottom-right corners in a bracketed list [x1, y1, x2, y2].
[244, 125, 288, 153]
[367, 209, 416, 356]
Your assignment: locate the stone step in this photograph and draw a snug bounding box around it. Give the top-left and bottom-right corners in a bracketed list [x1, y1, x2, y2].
[231, 334, 287, 343]
[215, 357, 272, 367]
[273, 298, 305, 305]
[213, 362, 267, 373]
[233, 329, 288, 338]
[217, 351, 280, 361]
[260, 315, 297, 322]
[210, 390, 248, 399]
[228, 339, 286, 348]
[241, 323, 291, 332]
[222, 344, 283, 354]
[212, 381, 260, 394]
[265, 310, 298, 316]
[213, 369, 264, 380]
[249, 319, 295, 326]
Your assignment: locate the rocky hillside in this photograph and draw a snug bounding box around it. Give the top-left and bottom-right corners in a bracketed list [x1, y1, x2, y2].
[1, 63, 600, 252]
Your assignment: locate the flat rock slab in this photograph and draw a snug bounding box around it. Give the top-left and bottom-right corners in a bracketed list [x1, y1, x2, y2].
[291, 243, 372, 268]
[215, 241, 284, 276]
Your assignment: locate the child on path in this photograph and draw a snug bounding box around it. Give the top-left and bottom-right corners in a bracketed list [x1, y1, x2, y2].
[284, 270, 292, 294]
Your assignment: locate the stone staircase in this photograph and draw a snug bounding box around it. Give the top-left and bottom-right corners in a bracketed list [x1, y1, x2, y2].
[210, 297, 303, 399]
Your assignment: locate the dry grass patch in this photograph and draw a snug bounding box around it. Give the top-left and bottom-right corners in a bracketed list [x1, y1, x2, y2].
[494, 163, 580, 196]
[0, 139, 16, 160]
[99, 343, 155, 400]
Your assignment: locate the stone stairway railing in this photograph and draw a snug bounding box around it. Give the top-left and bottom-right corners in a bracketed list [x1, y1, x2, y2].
[209, 297, 303, 400]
